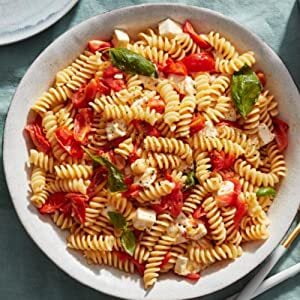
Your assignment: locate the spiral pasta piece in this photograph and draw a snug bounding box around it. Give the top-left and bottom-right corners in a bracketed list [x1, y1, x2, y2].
[202, 196, 227, 244]
[221, 207, 242, 245]
[157, 80, 180, 131]
[175, 95, 196, 138]
[31, 167, 46, 194]
[101, 104, 161, 126]
[127, 43, 168, 64]
[195, 151, 211, 183]
[47, 178, 90, 194]
[204, 31, 239, 60]
[241, 224, 270, 241]
[189, 135, 245, 157]
[67, 233, 115, 251]
[143, 136, 193, 162]
[143, 234, 176, 288]
[216, 51, 256, 74]
[54, 164, 93, 179]
[31, 190, 49, 208]
[188, 243, 243, 265]
[114, 138, 134, 159]
[146, 152, 182, 170]
[52, 211, 74, 230]
[136, 180, 175, 203]
[108, 192, 136, 221]
[84, 250, 135, 273]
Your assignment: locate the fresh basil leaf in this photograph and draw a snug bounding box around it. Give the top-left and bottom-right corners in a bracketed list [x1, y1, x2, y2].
[83, 148, 127, 192]
[185, 171, 196, 189]
[107, 211, 127, 229]
[110, 48, 158, 77]
[231, 65, 262, 117]
[121, 229, 136, 256]
[256, 187, 276, 197]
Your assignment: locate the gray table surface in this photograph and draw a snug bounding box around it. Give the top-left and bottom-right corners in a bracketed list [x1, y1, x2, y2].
[0, 0, 299, 299]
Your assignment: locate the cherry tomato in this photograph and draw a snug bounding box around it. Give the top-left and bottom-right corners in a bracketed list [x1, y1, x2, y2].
[185, 273, 201, 281]
[273, 118, 289, 152]
[183, 20, 210, 49]
[39, 192, 67, 214]
[256, 71, 266, 87]
[161, 58, 187, 76]
[182, 53, 215, 73]
[160, 252, 172, 268]
[87, 40, 111, 53]
[209, 150, 236, 171]
[147, 98, 165, 114]
[65, 193, 88, 224]
[74, 108, 93, 144]
[189, 115, 206, 135]
[25, 123, 51, 153]
[55, 127, 83, 159]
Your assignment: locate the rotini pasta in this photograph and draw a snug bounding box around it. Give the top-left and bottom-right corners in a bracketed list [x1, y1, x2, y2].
[26, 19, 287, 289]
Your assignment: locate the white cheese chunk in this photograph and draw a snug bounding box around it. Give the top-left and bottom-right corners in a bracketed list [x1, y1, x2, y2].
[139, 75, 158, 90]
[134, 167, 157, 188]
[217, 180, 235, 196]
[114, 73, 123, 79]
[174, 255, 189, 276]
[112, 29, 130, 48]
[106, 120, 127, 141]
[223, 106, 237, 121]
[186, 223, 208, 240]
[258, 123, 275, 146]
[201, 121, 218, 137]
[131, 158, 148, 175]
[133, 208, 156, 230]
[159, 18, 183, 38]
[184, 76, 196, 96]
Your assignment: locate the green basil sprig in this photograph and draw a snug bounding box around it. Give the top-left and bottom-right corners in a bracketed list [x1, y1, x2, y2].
[110, 48, 158, 77]
[84, 148, 127, 192]
[256, 187, 276, 197]
[107, 211, 136, 255]
[231, 65, 262, 117]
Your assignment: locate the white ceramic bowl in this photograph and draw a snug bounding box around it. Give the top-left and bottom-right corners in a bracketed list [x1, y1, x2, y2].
[3, 4, 300, 300]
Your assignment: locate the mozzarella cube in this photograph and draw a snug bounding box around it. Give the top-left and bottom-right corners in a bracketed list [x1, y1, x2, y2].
[201, 121, 218, 137]
[133, 208, 156, 230]
[223, 106, 237, 121]
[176, 212, 189, 226]
[112, 29, 130, 48]
[186, 223, 208, 240]
[158, 18, 183, 38]
[258, 123, 275, 146]
[217, 180, 235, 196]
[184, 76, 196, 96]
[139, 75, 158, 90]
[106, 120, 127, 141]
[131, 158, 148, 175]
[134, 167, 157, 188]
[174, 255, 189, 276]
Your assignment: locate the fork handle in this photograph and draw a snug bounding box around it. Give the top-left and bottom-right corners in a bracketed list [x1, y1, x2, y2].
[235, 245, 286, 300]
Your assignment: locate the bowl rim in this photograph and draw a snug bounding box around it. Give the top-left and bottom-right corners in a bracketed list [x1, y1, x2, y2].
[3, 3, 299, 299]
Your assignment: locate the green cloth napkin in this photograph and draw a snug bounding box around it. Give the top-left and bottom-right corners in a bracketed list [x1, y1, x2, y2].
[0, 0, 299, 299]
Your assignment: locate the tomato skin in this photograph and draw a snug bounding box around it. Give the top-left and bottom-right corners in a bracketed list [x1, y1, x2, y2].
[74, 108, 93, 144]
[256, 71, 266, 87]
[122, 183, 141, 198]
[185, 273, 201, 281]
[209, 150, 236, 171]
[115, 251, 145, 275]
[65, 193, 88, 224]
[55, 127, 84, 159]
[273, 118, 289, 152]
[160, 252, 172, 268]
[102, 77, 125, 92]
[182, 53, 215, 73]
[25, 123, 51, 153]
[192, 206, 205, 219]
[39, 192, 67, 214]
[153, 182, 183, 217]
[103, 65, 123, 78]
[161, 58, 187, 76]
[183, 20, 210, 49]
[147, 98, 165, 114]
[189, 115, 206, 135]
[217, 120, 241, 129]
[87, 166, 108, 197]
[130, 120, 161, 137]
[87, 40, 111, 53]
